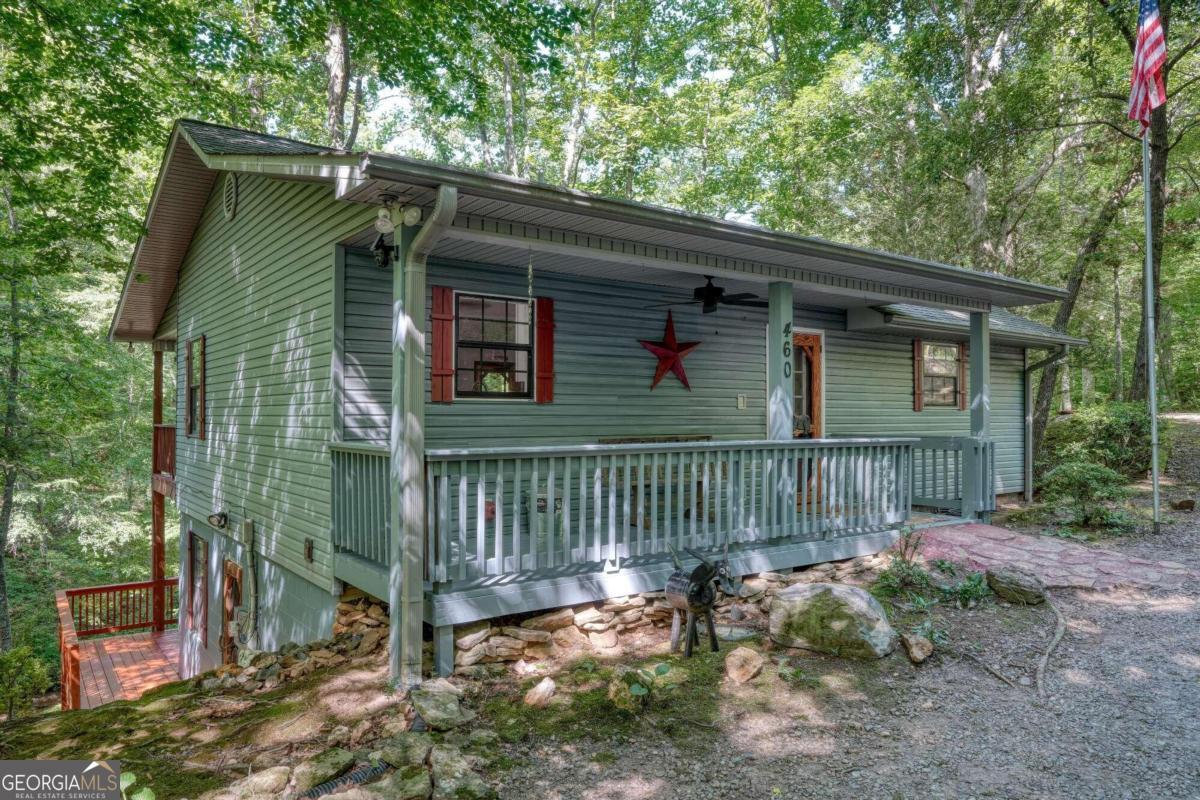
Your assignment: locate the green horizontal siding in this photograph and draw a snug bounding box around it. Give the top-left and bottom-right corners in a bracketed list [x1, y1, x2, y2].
[824, 333, 1025, 495]
[343, 253, 842, 446]
[340, 251, 1026, 496]
[172, 173, 373, 590]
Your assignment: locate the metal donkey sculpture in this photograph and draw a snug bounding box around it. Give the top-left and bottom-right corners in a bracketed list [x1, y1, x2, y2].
[665, 544, 738, 657]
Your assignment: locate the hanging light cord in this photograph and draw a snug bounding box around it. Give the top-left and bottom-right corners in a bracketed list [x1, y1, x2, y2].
[527, 246, 534, 316]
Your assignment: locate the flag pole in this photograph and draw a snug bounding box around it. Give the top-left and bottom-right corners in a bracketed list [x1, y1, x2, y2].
[1142, 132, 1161, 533]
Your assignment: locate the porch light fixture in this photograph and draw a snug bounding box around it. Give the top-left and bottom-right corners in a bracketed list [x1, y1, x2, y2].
[372, 233, 392, 270]
[374, 207, 395, 235]
[207, 511, 229, 530]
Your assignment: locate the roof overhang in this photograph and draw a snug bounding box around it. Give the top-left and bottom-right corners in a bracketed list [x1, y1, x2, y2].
[111, 119, 1073, 343]
[847, 305, 1088, 348]
[355, 152, 1067, 309]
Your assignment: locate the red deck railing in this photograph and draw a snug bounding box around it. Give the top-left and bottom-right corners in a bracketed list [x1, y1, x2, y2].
[57, 578, 179, 710]
[153, 424, 175, 476]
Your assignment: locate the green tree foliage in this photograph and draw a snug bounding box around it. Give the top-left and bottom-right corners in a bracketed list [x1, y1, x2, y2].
[1040, 403, 1155, 476]
[0, 645, 50, 721]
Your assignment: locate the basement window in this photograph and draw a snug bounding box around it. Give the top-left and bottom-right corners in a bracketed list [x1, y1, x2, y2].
[454, 293, 532, 398]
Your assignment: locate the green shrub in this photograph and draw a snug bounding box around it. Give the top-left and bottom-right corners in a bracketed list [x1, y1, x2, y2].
[939, 571, 990, 608]
[1039, 403, 1153, 477]
[0, 646, 51, 722]
[1040, 460, 1130, 527]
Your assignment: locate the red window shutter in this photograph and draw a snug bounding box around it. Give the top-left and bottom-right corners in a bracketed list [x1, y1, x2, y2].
[912, 338, 924, 412]
[431, 286, 454, 403]
[535, 297, 555, 404]
[958, 341, 969, 411]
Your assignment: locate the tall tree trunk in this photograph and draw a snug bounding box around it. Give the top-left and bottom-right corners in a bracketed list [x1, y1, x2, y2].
[502, 55, 518, 176]
[1113, 260, 1123, 400]
[0, 280, 19, 653]
[1059, 365, 1073, 414]
[1032, 166, 1140, 457]
[325, 18, 350, 148]
[345, 75, 363, 150]
[244, 0, 267, 125]
[478, 121, 494, 171]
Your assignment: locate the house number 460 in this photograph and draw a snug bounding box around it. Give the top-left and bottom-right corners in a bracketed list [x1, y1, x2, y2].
[782, 322, 792, 378]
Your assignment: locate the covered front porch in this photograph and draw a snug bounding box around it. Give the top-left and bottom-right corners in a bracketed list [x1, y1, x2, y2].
[330, 430, 996, 676]
[327, 166, 1065, 685]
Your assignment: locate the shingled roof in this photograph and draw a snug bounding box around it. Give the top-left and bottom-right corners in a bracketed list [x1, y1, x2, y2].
[178, 119, 342, 157]
[875, 304, 1086, 347]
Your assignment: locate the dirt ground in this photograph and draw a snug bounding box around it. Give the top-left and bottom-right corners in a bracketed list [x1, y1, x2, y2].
[491, 416, 1200, 800]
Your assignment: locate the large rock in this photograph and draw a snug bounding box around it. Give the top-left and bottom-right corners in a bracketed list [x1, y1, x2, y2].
[430, 745, 494, 800]
[501, 626, 552, 643]
[455, 622, 493, 650]
[551, 625, 591, 654]
[523, 677, 556, 707]
[379, 731, 434, 768]
[768, 583, 896, 659]
[228, 766, 290, 797]
[520, 607, 576, 631]
[986, 567, 1045, 605]
[573, 606, 615, 628]
[900, 633, 934, 665]
[369, 765, 432, 800]
[410, 683, 475, 730]
[724, 647, 764, 684]
[292, 748, 355, 793]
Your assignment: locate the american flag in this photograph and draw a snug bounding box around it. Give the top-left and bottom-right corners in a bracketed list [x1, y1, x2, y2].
[1128, 0, 1168, 135]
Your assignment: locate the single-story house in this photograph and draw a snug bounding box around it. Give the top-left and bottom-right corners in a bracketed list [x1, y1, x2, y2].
[57, 119, 1085, 706]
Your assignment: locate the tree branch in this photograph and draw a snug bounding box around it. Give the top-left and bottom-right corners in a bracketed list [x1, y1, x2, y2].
[1094, 0, 1136, 52]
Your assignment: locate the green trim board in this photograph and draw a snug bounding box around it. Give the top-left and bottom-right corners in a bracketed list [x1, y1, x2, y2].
[425, 528, 900, 628]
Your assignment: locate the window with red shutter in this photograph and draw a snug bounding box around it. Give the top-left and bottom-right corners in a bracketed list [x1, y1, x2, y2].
[535, 297, 554, 404]
[452, 292, 534, 398]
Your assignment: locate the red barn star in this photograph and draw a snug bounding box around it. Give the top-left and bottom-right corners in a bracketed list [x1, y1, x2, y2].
[639, 311, 701, 390]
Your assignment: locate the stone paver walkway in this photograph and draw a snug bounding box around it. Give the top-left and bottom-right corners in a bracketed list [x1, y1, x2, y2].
[918, 523, 1195, 590]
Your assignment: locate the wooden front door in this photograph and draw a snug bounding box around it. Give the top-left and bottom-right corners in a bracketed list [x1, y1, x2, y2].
[220, 560, 243, 665]
[792, 333, 822, 438]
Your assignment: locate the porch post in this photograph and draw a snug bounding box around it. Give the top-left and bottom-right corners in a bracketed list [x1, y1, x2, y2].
[966, 311, 991, 520]
[151, 346, 166, 632]
[389, 187, 458, 688]
[766, 282, 794, 441]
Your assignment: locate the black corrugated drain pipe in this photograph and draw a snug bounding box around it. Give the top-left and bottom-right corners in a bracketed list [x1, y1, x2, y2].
[298, 762, 390, 799]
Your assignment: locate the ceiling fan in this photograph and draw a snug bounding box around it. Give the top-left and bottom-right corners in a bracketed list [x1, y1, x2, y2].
[649, 276, 769, 314]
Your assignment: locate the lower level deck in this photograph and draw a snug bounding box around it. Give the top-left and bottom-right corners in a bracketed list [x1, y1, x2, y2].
[76, 629, 180, 709]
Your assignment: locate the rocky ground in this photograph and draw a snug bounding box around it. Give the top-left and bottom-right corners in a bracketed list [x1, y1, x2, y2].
[489, 416, 1200, 800]
[3, 421, 1198, 800]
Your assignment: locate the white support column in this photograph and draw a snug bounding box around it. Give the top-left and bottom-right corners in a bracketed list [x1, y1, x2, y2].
[966, 311, 991, 520]
[389, 187, 457, 687]
[767, 281, 794, 441]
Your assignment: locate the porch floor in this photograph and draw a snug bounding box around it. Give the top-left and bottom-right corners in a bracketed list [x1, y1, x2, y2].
[77, 629, 180, 709]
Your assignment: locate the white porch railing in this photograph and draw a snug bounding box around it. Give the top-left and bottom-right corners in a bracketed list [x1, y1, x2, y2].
[911, 436, 996, 516]
[331, 438, 915, 583]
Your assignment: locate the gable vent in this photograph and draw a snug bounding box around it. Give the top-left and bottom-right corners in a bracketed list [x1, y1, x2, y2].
[222, 173, 238, 221]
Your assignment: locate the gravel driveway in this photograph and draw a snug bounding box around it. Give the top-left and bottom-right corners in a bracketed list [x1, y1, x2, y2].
[492, 418, 1200, 800]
